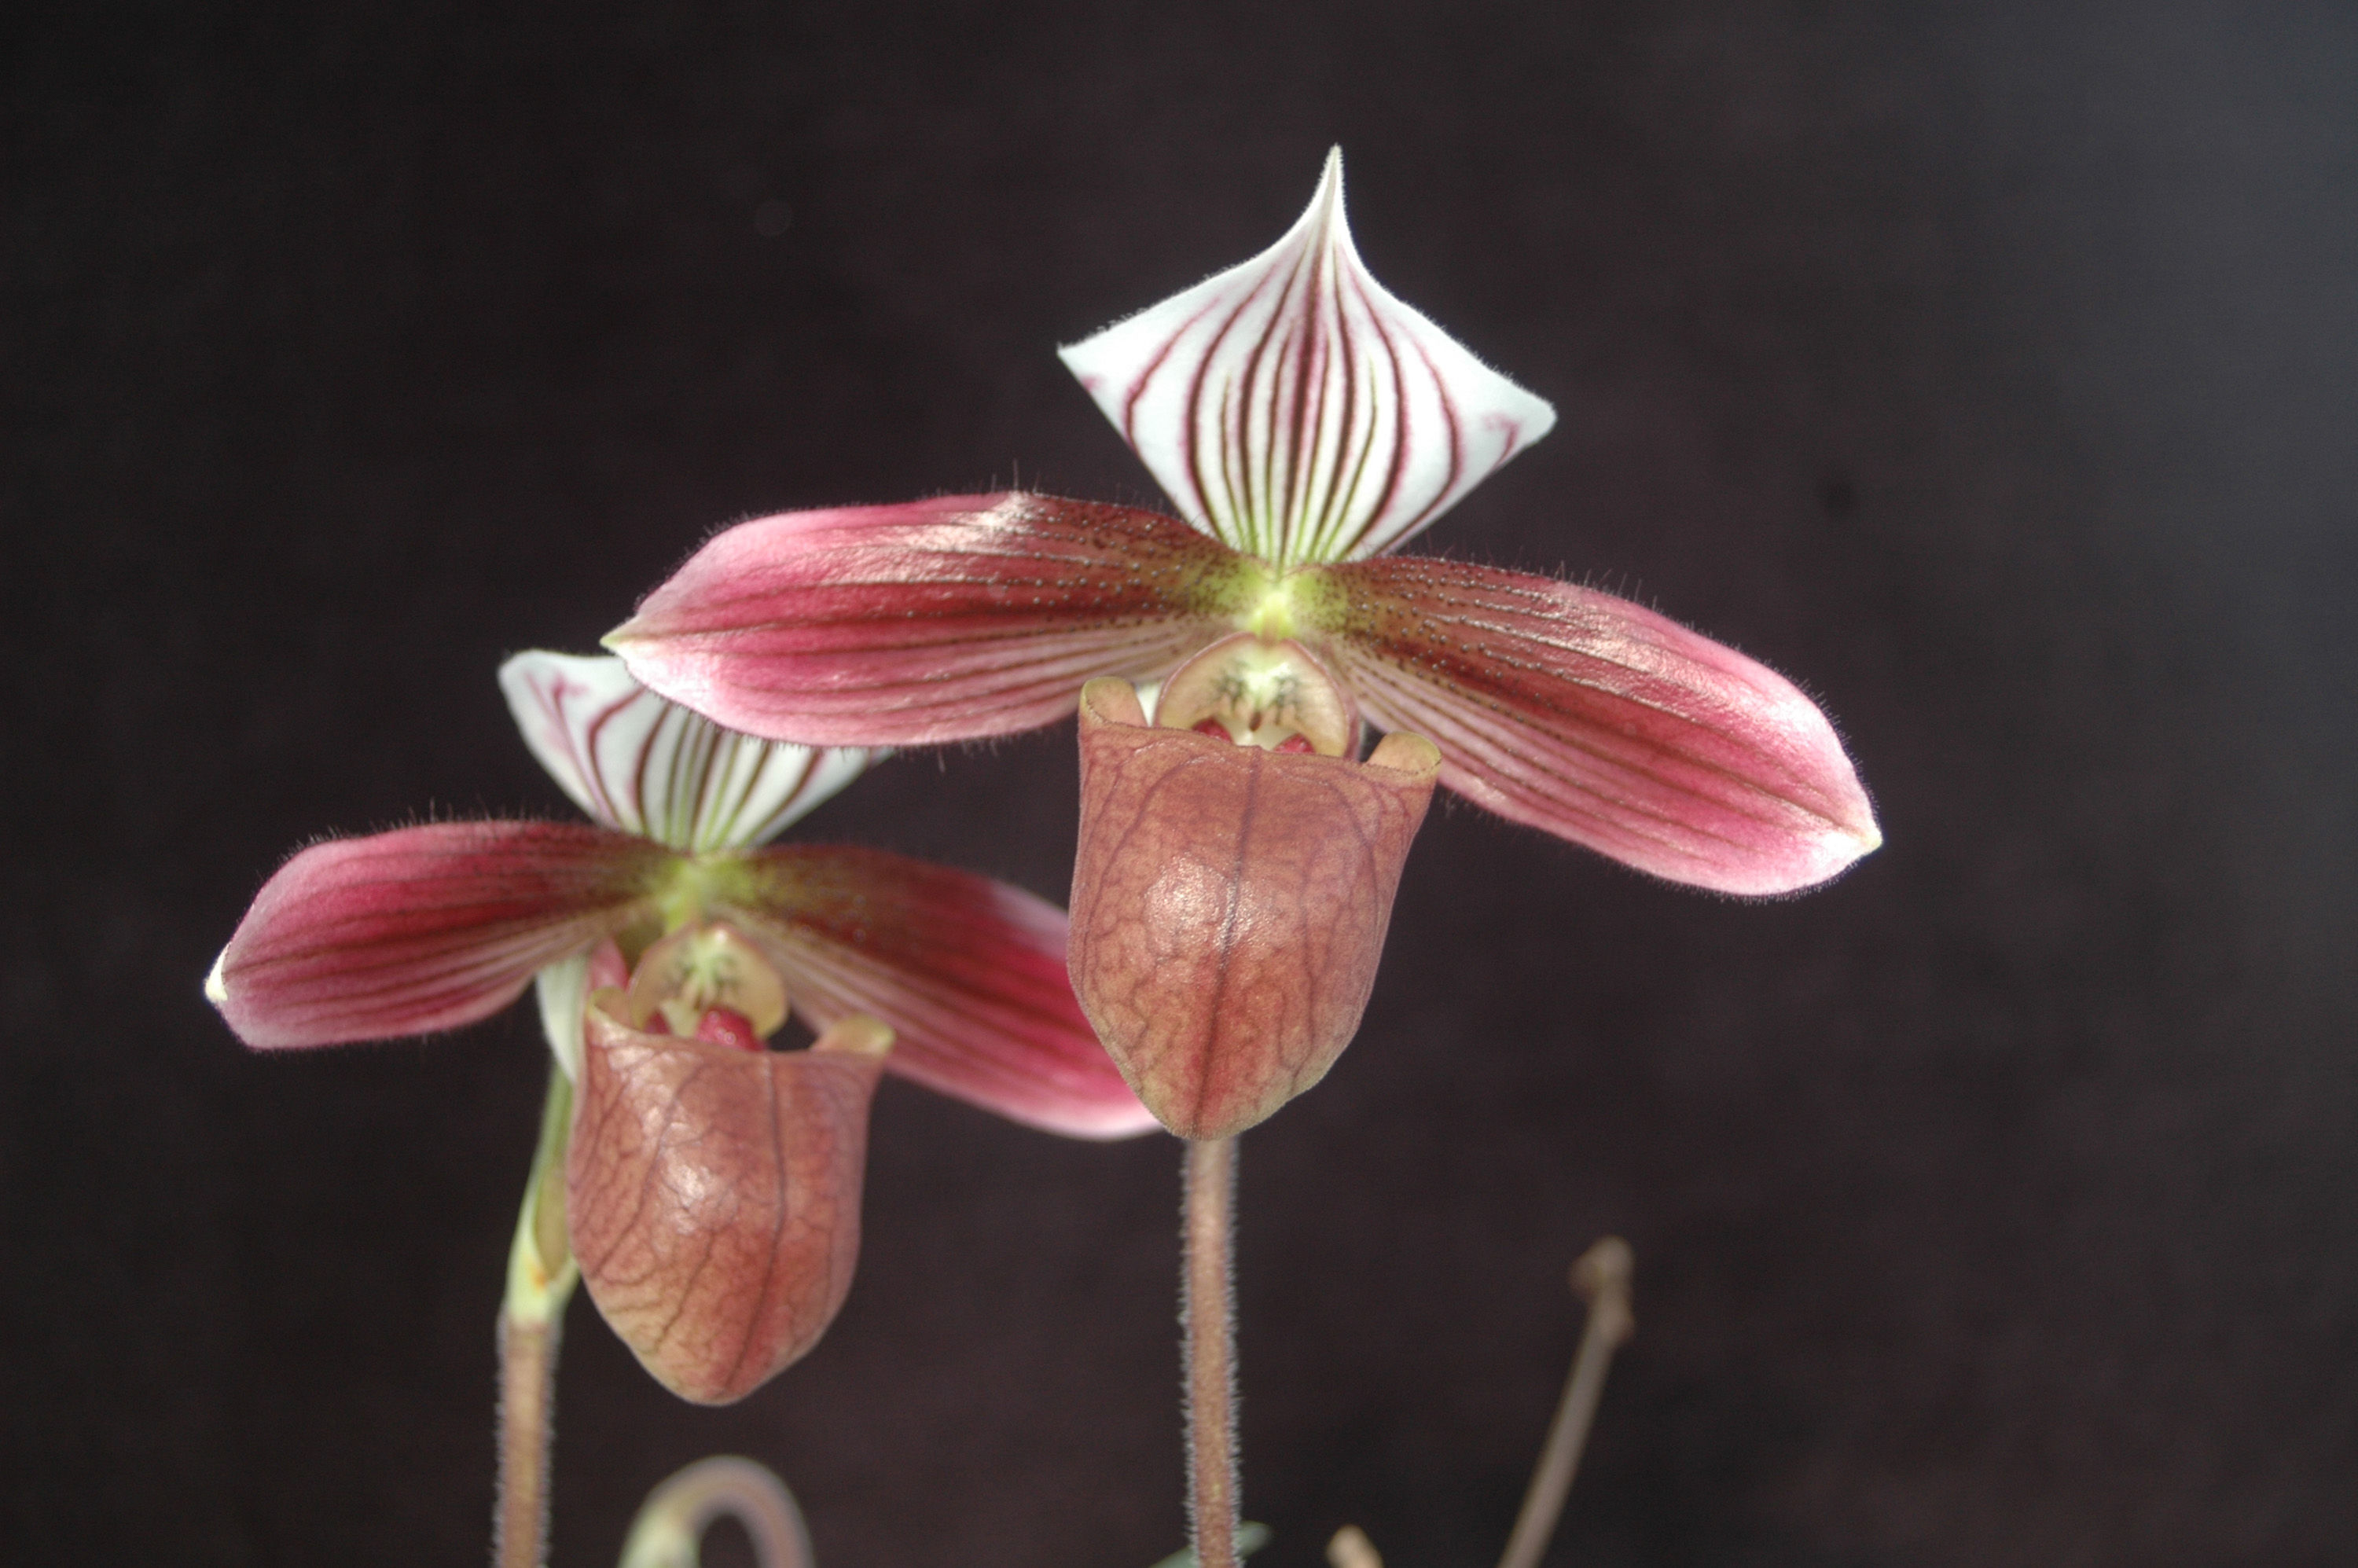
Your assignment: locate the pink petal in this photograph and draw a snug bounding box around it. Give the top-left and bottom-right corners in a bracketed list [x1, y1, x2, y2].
[1067, 680, 1441, 1140]
[1306, 556, 1881, 896]
[605, 493, 1241, 746]
[570, 999, 889, 1404]
[720, 844, 1159, 1140]
[1059, 149, 1555, 567]
[499, 650, 876, 852]
[207, 822, 670, 1049]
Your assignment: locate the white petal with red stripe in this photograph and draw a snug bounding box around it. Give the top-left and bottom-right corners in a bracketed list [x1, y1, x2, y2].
[1059, 148, 1555, 568]
[499, 651, 875, 853]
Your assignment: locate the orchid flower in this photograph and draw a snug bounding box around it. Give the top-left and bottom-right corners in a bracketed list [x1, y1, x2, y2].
[208, 651, 1152, 1402]
[604, 151, 1880, 1141]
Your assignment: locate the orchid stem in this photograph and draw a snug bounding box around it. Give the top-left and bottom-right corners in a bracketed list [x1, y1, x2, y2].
[496, 1305, 565, 1568]
[495, 1065, 580, 1568]
[1494, 1237, 1635, 1568]
[616, 1456, 814, 1568]
[1182, 1135, 1241, 1568]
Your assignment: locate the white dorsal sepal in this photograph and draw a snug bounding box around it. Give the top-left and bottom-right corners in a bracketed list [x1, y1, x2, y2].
[499, 651, 875, 854]
[1059, 148, 1556, 569]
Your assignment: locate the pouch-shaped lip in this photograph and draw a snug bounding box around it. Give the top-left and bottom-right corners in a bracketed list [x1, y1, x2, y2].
[566, 992, 890, 1405]
[1068, 679, 1440, 1140]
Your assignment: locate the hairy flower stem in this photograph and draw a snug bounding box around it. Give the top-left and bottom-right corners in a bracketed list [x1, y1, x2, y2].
[494, 1067, 580, 1568]
[1182, 1135, 1241, 1568]
[495, 1306, 563, 1568]
[1494, 1237, 1636, 1568]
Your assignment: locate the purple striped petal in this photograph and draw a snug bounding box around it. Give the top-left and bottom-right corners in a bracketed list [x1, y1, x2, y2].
[1060, 148, 1555, 568]
[499, 652, 874, 853]
[1306, 555, 1881, 896]
[606, 493, 1242, 747]
[207, 822, 670, 1049]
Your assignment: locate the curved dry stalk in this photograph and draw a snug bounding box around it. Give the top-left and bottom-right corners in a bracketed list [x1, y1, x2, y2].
[1327, 1524, 1383, 1568]
[1495, 1237, 1636, 1568]
[617, 1456, 814, 1568]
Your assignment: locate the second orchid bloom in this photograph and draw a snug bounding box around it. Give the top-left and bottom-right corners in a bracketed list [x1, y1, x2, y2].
[608, 151, 1882, 1140]
[209, 652, 1152, 1402]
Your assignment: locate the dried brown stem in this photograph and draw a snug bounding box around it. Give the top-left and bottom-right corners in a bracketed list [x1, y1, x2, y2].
[1495, 1237, 1635, 1568]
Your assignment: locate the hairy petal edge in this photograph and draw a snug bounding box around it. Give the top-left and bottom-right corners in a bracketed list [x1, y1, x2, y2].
[608, 493, 1240, 747]
[208, 822, 669, 1050]
[1307, 555, 1879, 896]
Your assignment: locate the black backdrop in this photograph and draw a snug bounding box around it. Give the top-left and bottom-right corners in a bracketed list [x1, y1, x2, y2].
[8, 2, 2356, 1563]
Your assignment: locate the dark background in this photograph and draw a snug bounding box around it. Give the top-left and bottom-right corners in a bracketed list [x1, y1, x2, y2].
[7, 2, 2354, 1563]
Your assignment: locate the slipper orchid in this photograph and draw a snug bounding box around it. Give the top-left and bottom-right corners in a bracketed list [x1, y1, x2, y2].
[208, 652, 1153, 1401]
[604, 151, 1880, 1139]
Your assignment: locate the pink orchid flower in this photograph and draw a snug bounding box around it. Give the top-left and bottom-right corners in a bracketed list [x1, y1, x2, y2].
[208, 651, 1151, 1401]
[604, 152, 1880, 1140]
